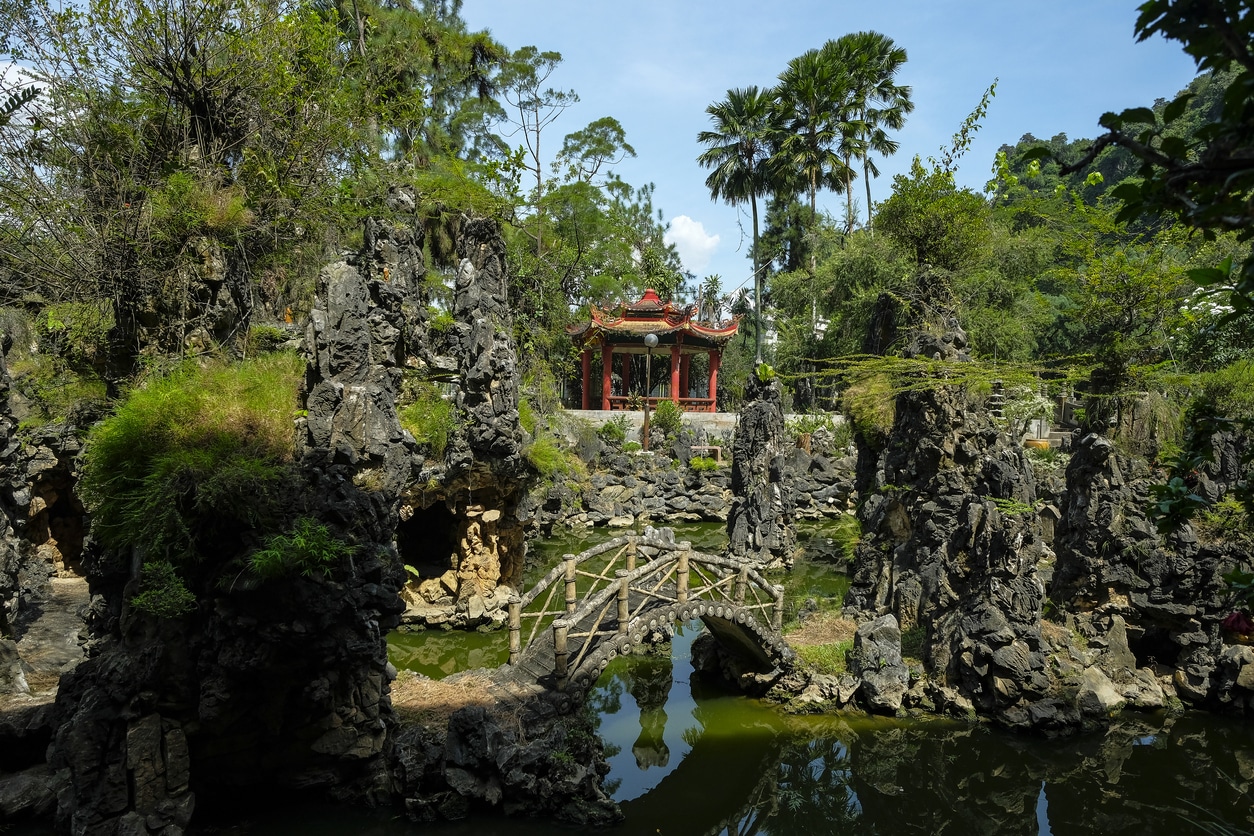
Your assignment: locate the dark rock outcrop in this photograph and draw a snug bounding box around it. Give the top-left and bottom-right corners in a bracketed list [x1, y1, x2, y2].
[1050, 431, 1248, 710]
[517, 437, 854, 536]
[45, 225, 418, 835]
[393, 215, 530, 629]
[445, 216, 525, 479]
[727, 374, 796, 569]
[847, 614, 910, 713]
[1, 344, 23, 648]
[843, 331, 1055, 727]
[392, 681, 619, 825]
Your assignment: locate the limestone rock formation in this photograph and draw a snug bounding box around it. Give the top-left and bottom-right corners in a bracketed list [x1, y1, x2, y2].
[1, 345, 23, 651]
[727, 373, 796, 569]
[446, 216, 525, 476]
[1050, 431, 1247, 710]
[394, 215, 530, 629]
[848, 614, 910, 713]
[392, 682, 619, 825]
[843, 330, 1053, 725]
[44, 221, 422, 835]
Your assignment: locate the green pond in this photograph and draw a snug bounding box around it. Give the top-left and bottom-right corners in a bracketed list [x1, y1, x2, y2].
[377, 521, 1254, 836]
[15, 522, 1254, 834]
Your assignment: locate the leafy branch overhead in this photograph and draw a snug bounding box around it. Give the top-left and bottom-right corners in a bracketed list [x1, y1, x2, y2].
[1022, 0, 1254, 317]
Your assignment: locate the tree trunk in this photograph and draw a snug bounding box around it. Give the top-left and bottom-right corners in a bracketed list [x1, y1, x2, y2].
[864, 156, 874, 235]
[751, 193, 762, 365]
[844, 156, 854, 233]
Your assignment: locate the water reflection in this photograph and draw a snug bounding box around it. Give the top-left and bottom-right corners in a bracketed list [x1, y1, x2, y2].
[353, 522, 1253, 834]
[582, 625, 1254, 836]
[621, 650, 673, 769]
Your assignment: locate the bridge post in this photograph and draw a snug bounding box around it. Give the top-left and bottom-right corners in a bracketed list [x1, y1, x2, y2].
[772, 584, 785, 631]
[553, 619, 570, 688]
[676, 551, 689, 604]
[734, 564, 749, 605]
[508, 594, 522, 664]
[564, 555, 577, 614]
[616, 570, 630, 635]
[626, 540, 637, 572]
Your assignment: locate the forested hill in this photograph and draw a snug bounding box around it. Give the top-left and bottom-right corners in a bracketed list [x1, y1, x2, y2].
[992, 68, 1236, 208]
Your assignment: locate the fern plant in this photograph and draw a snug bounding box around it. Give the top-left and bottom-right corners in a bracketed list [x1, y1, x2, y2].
[249, 518, 357, 581]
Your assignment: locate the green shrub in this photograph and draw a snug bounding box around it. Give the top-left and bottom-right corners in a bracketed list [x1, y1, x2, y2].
[598, 415, 629, 445]
[249, 517, 356, 581]
[150, 170, 253, 243]
[520, 360, 563, 417]
[689, 455, 720, 472]
[525, 435, 585, 479]
[38, 300, 114, 370]
[79, 353, 303, 563]
[399, 383, 456, 458]
[11, 356, 108, 428]
[1027, 445, 1065, 467]
[842, 374, 896, 444]
[786, 412, 838, 438]
[652, 398, 683, 438]
[987, 496, 1036, 515]
[129, 560, 197, 618]
[427, 307, 455, 332]
[786, 411, 853, 455]
[1199, 359, 1254, 420]
[623, 441, 642, 453]
[829, 514, 861, 563]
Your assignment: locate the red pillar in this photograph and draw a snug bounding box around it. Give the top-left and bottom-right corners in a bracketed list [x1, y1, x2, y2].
[708, 350, 721, 412]
[670, 344, 681, 405]
[601, 342, 612, 410]
[581, 350, 591, 410]
[679, 354, 690, 402]
[621, 352, 632, 398]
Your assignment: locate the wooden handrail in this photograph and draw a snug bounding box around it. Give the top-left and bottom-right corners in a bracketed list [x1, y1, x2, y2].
[508, 529, 791, 683]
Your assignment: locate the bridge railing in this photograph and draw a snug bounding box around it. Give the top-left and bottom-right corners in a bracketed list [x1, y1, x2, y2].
[507, 529, 786, 688]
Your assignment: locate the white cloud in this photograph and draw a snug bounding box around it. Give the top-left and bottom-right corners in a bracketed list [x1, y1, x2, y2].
[665, 215, 720, 274]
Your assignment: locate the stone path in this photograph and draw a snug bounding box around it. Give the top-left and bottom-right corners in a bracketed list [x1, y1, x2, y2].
[15, 576, 89, 694]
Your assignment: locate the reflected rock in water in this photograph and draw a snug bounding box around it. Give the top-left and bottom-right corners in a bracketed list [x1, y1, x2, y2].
[622, 649, 674, 770]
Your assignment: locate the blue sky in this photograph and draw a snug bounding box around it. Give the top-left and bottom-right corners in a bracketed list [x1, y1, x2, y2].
[462, 1, 1201, 297]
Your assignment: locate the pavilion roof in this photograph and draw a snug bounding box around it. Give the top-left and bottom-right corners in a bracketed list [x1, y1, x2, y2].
[566, 289, 740, 349]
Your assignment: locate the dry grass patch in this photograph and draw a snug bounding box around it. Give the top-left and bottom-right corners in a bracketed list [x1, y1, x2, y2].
[786, 611, 858, 647]
[390, 670, 496, 726]
[787, 612, 859, 676]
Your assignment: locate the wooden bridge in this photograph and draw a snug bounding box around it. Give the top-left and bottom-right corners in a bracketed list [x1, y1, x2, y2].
[505, 528, 795, 692]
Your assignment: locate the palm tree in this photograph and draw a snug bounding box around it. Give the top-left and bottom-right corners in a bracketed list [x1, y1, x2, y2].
[828, 32, 914, 231]
[697, 86, 781, 363]
[774, 48, 858, 238]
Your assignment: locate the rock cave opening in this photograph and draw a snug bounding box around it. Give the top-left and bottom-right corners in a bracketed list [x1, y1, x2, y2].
[28, 454, 87, 576]
[1128, 625, 1181, 670]
[397, 502, 460, 580]
[0, 724, 50, 773]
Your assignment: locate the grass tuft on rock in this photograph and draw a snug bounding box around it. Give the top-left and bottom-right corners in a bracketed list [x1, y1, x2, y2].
[80, 353, 304, 565]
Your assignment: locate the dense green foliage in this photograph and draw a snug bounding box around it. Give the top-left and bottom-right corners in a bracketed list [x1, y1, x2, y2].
[688, 455, 720, 473]
[651, 398, 683, 439]
[79, 354, 303, 562]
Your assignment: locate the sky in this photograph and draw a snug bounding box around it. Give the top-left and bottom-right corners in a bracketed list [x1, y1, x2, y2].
[461, 1, 1202, 298]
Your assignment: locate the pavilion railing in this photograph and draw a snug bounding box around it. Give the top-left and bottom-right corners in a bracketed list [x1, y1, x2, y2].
[605, 395, 716, 413]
